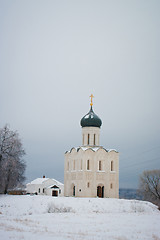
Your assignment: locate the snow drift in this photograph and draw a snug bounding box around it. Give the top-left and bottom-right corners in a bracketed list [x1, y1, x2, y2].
[0, 195, 160, 240]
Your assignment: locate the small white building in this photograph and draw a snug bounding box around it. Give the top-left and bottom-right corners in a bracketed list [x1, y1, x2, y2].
[26, 177, 64, 197]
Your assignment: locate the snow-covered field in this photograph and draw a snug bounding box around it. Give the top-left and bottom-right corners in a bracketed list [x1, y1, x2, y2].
[0, 195, 160, 240]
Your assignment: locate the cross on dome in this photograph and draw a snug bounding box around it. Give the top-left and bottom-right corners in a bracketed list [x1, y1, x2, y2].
[90, 94, 94, 106]
[80, 95, 102, 128]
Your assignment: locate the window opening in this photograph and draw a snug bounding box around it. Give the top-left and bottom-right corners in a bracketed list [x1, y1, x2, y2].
[99, 161, 102, 171]
[111, 161, 113, 171]
[87, 159, 90, 170]
[80, 159, 82, 170]
[67, 162, 69, 171]
[94, 134, 96, 145]
[88, 134, 90, 145]
[73, 160, 75, 170]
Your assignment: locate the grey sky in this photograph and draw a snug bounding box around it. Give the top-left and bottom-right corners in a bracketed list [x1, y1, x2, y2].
[0, 0, 160, 188]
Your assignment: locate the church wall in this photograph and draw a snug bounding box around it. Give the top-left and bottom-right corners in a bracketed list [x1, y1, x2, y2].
[109, 151, 119, 198]
[64, 148, 119, 198]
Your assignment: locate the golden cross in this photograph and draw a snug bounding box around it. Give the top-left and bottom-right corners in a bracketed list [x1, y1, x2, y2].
[90, 94, 94, 106]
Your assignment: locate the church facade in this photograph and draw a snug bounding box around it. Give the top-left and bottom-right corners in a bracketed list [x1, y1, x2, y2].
[64, 96, 119, 198]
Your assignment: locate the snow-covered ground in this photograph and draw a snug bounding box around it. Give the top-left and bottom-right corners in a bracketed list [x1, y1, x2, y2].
[0, 195, 160, 240]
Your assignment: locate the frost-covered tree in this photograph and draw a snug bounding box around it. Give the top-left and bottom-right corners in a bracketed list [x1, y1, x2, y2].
[138, 170, 160, 208]
[0, 125, 26, 194]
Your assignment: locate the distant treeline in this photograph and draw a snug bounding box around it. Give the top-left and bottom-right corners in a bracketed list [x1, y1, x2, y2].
[119, 189, 142, 200]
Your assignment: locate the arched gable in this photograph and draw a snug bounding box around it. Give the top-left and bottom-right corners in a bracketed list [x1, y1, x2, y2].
[107, 149, 118, 153]
[70, 147, 76, 153]
[96, 147, 108, 153]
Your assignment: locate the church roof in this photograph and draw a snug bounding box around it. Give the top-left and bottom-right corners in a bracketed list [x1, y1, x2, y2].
[65, 146, 118, 154]
[80, 106, 102, 128]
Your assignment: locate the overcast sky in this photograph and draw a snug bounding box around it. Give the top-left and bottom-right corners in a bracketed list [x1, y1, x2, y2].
[0, 0, 160, 188]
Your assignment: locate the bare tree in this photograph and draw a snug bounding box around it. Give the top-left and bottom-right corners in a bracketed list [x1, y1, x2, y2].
[138, 170, 160, 208]
[0, 125, 26, 194]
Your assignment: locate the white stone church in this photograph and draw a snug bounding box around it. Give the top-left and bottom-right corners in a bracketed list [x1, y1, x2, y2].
[64, 95, 119, 198]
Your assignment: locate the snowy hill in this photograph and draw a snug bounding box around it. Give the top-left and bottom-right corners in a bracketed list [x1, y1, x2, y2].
[0, 195, 160, 240]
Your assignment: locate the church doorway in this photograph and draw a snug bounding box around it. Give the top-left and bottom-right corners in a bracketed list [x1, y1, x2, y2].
[97, 186, 104, 198]
[73, 185, 75, 196]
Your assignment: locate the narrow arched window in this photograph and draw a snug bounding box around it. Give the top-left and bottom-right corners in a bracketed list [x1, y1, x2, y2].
[80, 159, 82, 170]
[38, 188, 40, 193]
[67, 162, 69, 171]
[99, 161, 102, 171]
[87, 182, 90, 188]
[87, 159, 90, 170]
[94, 134, 96, 145]
[110, 183, 113, 189]
[111, 161, 114, 171]
[73, 160, 75, 170]
[88, 134, 90, 145]
[83, 134, 84, 145]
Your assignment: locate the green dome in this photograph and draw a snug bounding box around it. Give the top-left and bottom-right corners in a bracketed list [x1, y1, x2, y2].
[80, 106, 102, 128]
